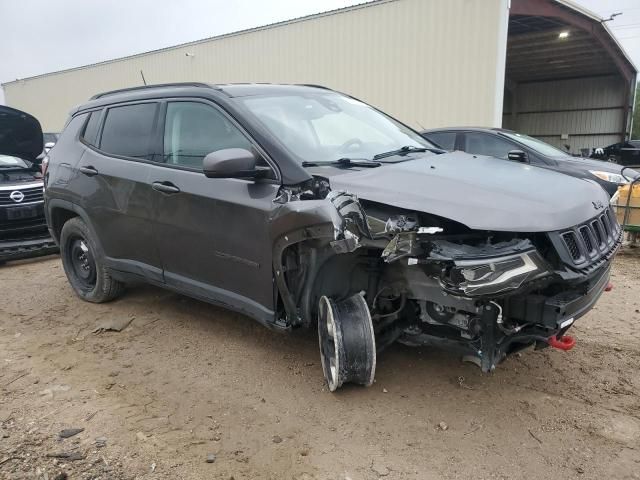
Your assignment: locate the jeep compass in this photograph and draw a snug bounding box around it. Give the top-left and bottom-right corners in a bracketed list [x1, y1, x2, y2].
[38, 83, 619, 391]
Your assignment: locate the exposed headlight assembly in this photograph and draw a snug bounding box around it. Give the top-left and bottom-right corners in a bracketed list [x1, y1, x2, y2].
[443, 250, 550, 296]
[589, 170, 629, 184]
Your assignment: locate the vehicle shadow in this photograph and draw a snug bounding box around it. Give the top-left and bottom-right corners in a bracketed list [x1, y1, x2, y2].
[110, 278, 635, 420]
[122, 283, 562, 402]
[0, 253, 59, 268]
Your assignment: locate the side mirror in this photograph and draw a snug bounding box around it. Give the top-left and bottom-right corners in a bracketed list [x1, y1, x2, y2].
[203, 148, 267, 179]
[507, 150, 528, 163]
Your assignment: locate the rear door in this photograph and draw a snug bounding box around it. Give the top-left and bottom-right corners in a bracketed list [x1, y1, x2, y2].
[72, 101, 163, 282]
[148, 99, 280, 322]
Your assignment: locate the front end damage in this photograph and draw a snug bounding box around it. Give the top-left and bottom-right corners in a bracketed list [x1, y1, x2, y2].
[270, 181, 621, 389]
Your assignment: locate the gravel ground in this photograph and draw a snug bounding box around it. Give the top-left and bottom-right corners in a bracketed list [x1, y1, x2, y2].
[0, 253, 639, 480]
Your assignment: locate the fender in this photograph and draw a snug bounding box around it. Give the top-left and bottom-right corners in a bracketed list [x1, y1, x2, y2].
[45, 198, 104, 257]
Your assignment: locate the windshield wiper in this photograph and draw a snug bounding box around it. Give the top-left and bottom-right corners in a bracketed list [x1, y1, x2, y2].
[301, 157, 381, 168]
[373, 145, 443, 160]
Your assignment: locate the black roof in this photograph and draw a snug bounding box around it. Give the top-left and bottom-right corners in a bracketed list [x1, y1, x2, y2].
[218, 83, 333, 97]
[89, 82, 218, 99]
[87, 82, 331, 103]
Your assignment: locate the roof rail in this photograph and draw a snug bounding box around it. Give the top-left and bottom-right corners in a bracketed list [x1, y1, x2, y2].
[90, 82, 217, 100]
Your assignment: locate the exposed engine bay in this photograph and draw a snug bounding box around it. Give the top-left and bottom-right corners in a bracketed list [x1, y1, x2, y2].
[271, 176, 622, 391]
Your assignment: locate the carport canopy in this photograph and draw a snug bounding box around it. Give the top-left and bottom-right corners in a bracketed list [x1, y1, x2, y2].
[504, 0, 637, 153]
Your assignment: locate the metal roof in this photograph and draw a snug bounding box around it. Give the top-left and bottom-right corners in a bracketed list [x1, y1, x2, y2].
[507, 0, 636, 84]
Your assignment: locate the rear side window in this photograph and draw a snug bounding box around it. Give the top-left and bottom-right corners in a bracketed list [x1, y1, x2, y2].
[100, 103, 158, 160]
[425, 132, 456, 151]
[82, 110, 102, 146]
[163, 101, 253, 169]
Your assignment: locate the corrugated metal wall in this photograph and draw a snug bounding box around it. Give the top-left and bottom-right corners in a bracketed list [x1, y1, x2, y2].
[502, 75, 625, 153]
[2, 0, 508, 131]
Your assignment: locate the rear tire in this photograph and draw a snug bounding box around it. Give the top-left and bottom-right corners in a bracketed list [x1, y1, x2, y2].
[318, 293, 376, 391]
[60, 217, 124, 303]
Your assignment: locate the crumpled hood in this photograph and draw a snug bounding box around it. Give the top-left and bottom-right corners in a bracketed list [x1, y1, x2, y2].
[0, 106, 44, 163]
[328, 151, 611, 232]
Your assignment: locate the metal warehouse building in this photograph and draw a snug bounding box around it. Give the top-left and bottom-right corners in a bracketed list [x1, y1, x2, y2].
[2, 0, 636, 153]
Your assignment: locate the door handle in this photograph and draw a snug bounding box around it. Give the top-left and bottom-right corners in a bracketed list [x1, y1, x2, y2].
[151, 181, 181, 194]
[79, 166, 99, 177]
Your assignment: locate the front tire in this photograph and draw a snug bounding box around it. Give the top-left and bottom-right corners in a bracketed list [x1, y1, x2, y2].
[60, 217, 124, 303]
[318, 293, 376, 391]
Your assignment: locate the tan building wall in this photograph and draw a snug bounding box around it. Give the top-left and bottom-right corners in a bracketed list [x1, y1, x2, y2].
[2, 0, 509, 132]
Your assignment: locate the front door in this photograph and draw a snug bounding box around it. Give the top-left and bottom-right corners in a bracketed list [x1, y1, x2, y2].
[461, 132, 518, 160]
[149, 100, 280, 323]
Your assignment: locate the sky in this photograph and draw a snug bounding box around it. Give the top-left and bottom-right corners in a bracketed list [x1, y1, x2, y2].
[1, 0, 639, 105]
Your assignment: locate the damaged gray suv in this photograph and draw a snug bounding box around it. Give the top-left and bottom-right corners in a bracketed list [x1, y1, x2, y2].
[41, 83, 620, 391]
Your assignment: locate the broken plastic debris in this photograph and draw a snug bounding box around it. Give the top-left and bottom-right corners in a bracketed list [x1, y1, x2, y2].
[59, 428, 84, 439]
[381, 234, 415, 263]
[417, 227, 443, 235]
[385, 215, 417, 233]
[45, 452, 85, 461]
[92, 316, 134, 334]
[331, 229, 360, 254]
[39, 384, 71, 399]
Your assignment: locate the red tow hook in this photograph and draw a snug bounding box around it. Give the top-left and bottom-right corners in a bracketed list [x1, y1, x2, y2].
[604, 282, 614, 292]
[548, 335, 576, 351]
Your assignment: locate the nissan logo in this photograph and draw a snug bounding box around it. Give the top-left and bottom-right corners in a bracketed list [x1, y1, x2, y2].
[9, 191, 25, 203]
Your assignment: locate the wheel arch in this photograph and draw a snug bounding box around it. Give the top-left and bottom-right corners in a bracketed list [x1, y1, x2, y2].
[47, 199, 105, 257]
[270, 192, 376, 329]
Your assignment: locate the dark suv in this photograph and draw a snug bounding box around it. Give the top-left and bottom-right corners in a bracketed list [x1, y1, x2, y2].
[421, 127, 639, 197]
[40, 83, 619, 391]
[0, 106, 57, 263]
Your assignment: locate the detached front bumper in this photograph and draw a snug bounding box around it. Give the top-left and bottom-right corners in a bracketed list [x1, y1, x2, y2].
[0, 235, 58, 262]
[506, 263, 611, 331]
[465, 262, 612, 372]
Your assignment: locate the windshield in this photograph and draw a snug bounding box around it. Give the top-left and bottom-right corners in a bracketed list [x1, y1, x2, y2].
[500, 131, 570, 157]
[240, 92, 433, 163]
[0, 154, 29, 168]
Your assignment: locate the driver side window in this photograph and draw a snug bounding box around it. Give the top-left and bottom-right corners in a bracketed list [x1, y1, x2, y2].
[163, 102, 254, 169]
[463, 132, 514, 160]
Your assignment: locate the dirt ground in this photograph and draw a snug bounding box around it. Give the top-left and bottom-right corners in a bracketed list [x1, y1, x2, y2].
[1, 253, 639, 480]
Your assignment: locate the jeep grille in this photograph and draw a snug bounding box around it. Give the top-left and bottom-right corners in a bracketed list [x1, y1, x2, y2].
[551, 207, 621, 272]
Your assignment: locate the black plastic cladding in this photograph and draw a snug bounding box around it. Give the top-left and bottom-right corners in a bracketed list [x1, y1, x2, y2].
[550, 207, 621, 269]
